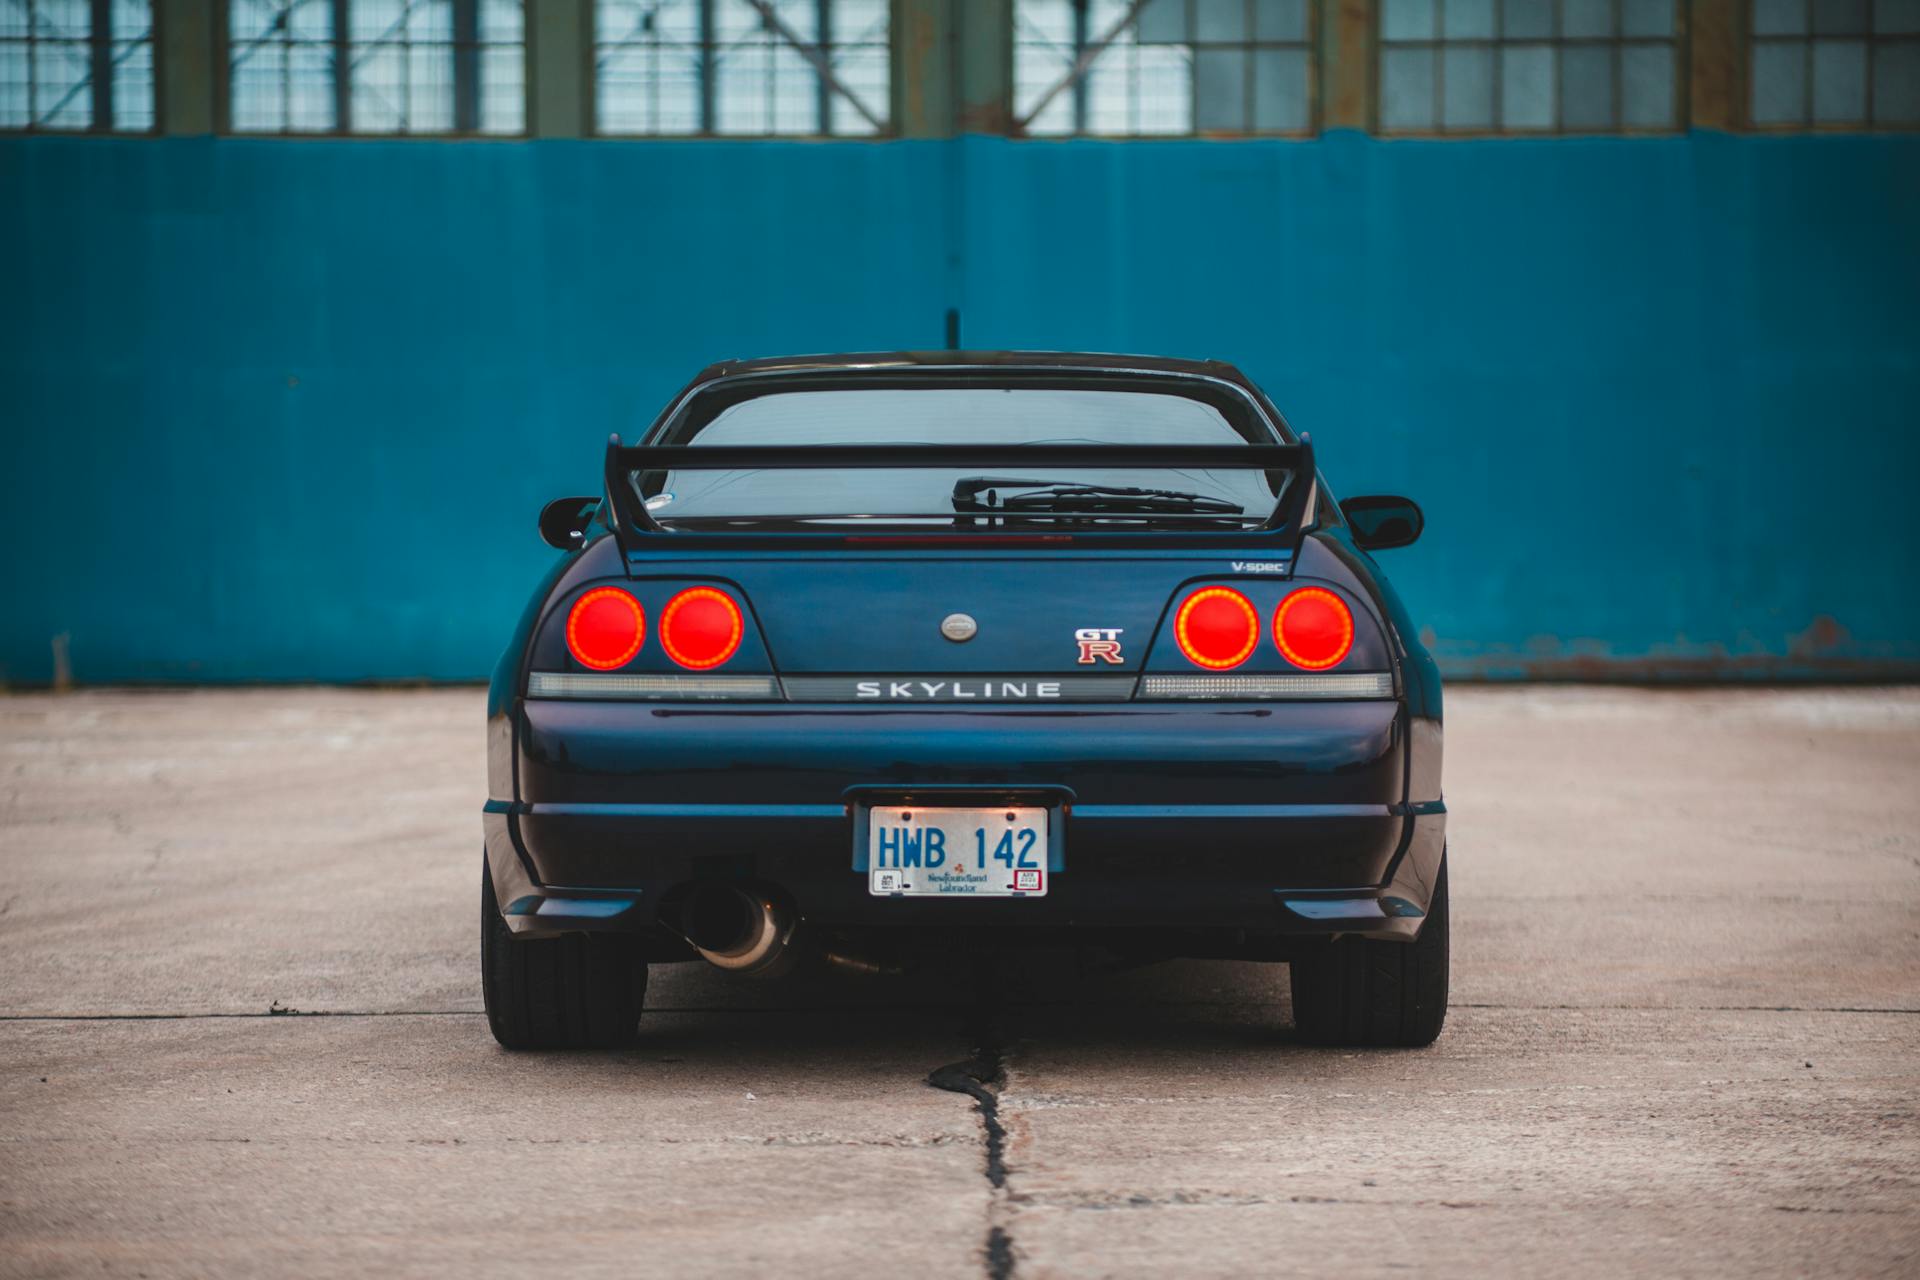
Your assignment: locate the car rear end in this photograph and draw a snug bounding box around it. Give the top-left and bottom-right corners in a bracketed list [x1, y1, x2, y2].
[480, 356, 1447, 1049]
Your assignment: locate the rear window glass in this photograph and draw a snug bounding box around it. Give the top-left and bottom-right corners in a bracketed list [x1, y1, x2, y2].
[635, 383, 1291, 532]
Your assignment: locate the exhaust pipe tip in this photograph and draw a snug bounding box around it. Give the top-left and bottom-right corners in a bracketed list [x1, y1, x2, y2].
[681, 886, 798, 978]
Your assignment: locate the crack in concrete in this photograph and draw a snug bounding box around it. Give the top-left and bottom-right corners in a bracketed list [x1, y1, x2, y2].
[928, 1052, 1008, 1190]
[928, 983, 1017, 1280]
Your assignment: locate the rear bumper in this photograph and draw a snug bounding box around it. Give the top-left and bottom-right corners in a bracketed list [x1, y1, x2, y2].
[486, 697, 1445, 945]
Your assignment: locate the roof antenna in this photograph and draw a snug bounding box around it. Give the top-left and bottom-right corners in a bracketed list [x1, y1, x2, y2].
[944, 308, 960, 351]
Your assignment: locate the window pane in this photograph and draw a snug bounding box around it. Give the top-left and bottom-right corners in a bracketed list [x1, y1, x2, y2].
[289, 0, 331, 40]
[1499, 43, 1554, 126]
[351, 45, 405, 131]
[1136, 0, 1188, 42]
[1135, 43, 1194, 132]
[1254, 0, 1309, 41]
[831, 45, 887, 136]
[111, 0, 150, 40]
[1195, 0, 1247, 42]
[229, 0, 279, 42]
[479, 44, 524, 132]
[288, 43, 336, 131]
[408, 40, 454, 129]
[1252, 47, 1308, 129]
[231, 50, 288, 131]
[413, 0, 453, 40]
[1443, 0, 1496, 38]
[1561, 43, 1614, 126]
[1811, 38, 1867, 121]
[1381, 45, 1436, 127]
[1810, 0, 1869, 34]
[1619, 0, 1672, 36]
[1562, 0, 1613, 39]
[39, 0, 90, 39]
[1502, 0, 1554, 39]
[1873, 42, 1920, 121]
[835, 0, 887, 42]
[1750, 40, 1808, 122]
[34, 41, 92, 129]
[351, 0, 403, 42]
[482, 0, 524, 43]
[1382, 0, 1437, 42]
[1441, 43, 1494, 127]
[1751, 0, 1808, 36]
[103, 2, 155, 130]
[1620, 42, 1673, 125]
[1193, 46, 1244, 128]
[0, 43, 27, 127]
[1877, 0, 1920, 35]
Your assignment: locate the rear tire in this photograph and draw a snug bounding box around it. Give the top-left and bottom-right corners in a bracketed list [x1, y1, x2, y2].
[1289, 854, 1449, 1047]
[481, 863, 648, 1049]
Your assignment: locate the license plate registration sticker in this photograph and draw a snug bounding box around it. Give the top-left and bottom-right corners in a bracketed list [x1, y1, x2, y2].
[867, 806, 1049, 897]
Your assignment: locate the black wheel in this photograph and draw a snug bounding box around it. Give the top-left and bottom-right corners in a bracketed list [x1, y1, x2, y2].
[1289, 854, 1449, 1048]
[481, 862, 648, 1049]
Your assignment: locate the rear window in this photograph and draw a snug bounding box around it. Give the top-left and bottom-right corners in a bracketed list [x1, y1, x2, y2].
[634, 382, 1292, 532]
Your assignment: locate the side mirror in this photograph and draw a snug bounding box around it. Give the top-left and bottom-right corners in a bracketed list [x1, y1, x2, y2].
[1340, 495, 1423, 551]
[538, 496, 601, 551]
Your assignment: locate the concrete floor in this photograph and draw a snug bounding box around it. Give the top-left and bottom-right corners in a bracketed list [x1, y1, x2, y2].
[0, 686, 1916, 1278]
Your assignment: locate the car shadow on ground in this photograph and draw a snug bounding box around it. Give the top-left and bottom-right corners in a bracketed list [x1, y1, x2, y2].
[611, 951, 1311, 1061]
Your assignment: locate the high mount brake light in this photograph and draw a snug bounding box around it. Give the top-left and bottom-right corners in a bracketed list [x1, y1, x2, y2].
[660, 587, 745, 670]
[1174, 587, 1259, 670]
[1274, 587, 1354, 670]
[566, 587, 646, 670]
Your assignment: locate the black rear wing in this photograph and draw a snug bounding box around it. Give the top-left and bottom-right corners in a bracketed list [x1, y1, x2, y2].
[602, 434, 1316, 537]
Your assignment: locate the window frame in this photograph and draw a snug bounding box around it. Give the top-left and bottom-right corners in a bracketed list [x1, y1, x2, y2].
[590, 0, 894, 139]
[1012, 0, 1322, 139]
[1745, 0, 1920, 132]
[1374, 0, 1691, 138]
[215, 0, 528, 138]
[0, 0, 159, 135]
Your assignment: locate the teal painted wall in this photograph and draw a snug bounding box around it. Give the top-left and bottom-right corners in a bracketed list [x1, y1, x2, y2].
[2, 132, 1916, 682]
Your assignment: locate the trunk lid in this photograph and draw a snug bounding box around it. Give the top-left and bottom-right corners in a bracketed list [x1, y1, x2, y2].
[634, 553, 1292, 674]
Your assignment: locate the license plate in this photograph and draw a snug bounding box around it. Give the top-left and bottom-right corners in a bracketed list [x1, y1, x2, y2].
[867, 806, 1049, 897]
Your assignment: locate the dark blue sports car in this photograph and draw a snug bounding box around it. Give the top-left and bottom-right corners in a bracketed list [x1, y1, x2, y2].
[481, 352, 1447, 1049]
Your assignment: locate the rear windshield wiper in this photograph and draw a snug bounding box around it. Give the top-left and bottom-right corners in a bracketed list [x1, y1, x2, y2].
[952, 476, 1243, 516]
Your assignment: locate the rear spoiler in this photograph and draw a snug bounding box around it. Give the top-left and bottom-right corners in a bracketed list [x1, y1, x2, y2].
[602, 434, 1316, 536]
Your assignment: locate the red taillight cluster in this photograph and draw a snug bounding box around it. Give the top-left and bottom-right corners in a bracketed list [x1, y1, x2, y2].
[658, 587, 745, 670]
[1172, 586, 1355, 672]
[1174, 587, 1260, 670]
[565, 586, 745, 671]
[566, 587, 646, 670]
[1273, 587, 1354, 670]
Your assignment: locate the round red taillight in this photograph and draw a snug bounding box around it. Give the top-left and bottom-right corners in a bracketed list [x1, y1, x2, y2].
[566, 587, 645, 670]
[659, 587, 745, 670]
[1274, 587, 1354, 670]
[1173, 587, 1259, 670]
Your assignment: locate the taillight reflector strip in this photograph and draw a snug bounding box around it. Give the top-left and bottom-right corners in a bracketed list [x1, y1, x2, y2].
[1139, 672, 1392, 700]
[1173, 586, 1259, 670]
[565, 587, 646, 670]
[1273, 587, 1354, 671]
[659, 587, 745, 670]
[528, 672, 778, 701]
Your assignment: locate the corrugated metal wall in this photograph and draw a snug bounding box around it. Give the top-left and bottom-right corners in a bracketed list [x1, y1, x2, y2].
[2, 132, 1916, 682]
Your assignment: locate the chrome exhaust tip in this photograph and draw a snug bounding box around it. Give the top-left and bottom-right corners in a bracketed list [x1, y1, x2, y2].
[680, 886, 799, 979]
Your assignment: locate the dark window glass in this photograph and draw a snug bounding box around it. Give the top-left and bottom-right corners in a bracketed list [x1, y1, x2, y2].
[1378, 0, 1682, 135]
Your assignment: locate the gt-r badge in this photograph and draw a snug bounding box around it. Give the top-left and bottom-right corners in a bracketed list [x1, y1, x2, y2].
[1075, 628, 1125, 665]
[940, 613, 978, 642]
